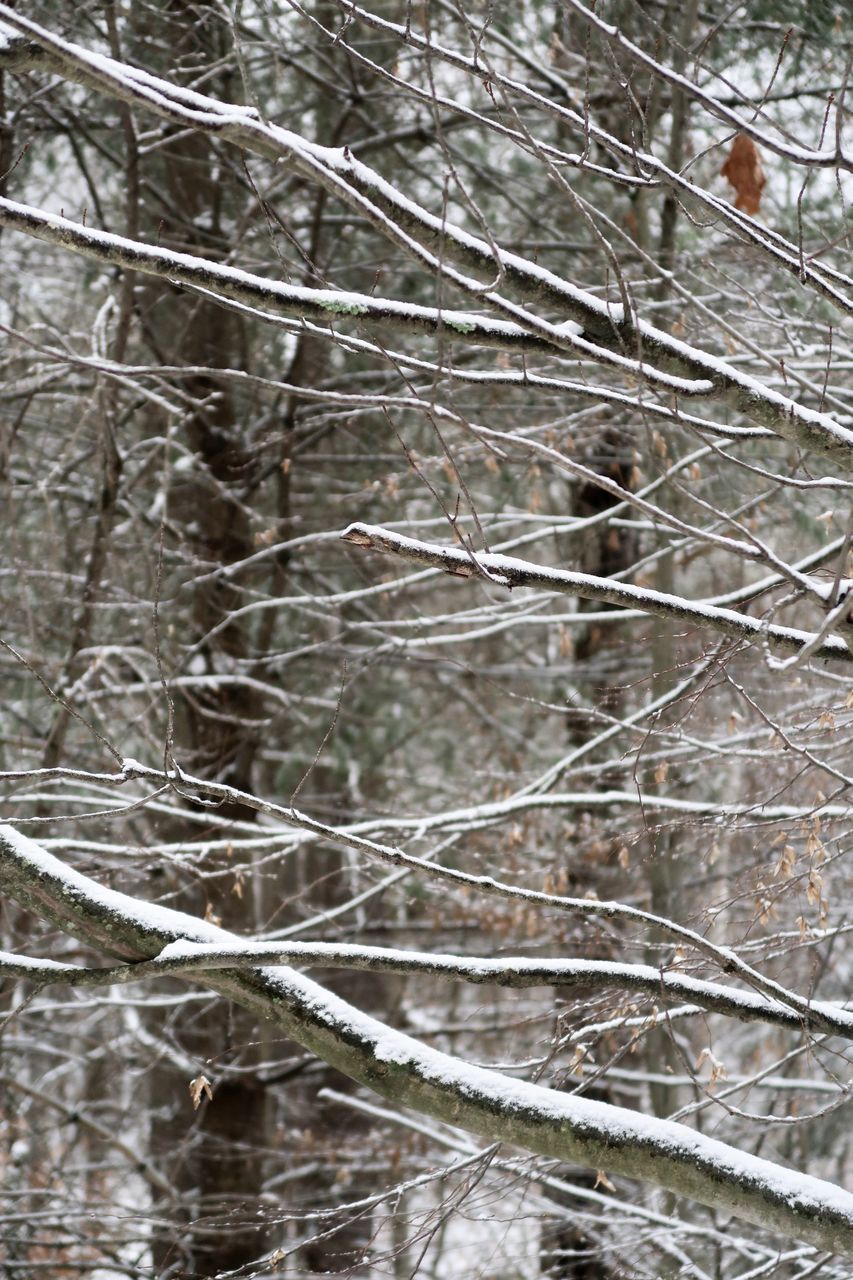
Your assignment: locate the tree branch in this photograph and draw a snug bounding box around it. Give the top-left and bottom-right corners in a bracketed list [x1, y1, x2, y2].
[340, 522, 853, 663]
[4, 938, 853, 1038]
[2, 823, 853, 1255]
[2, 7, 853, 467]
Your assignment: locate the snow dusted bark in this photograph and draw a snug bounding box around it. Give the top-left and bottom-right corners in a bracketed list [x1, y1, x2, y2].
[2, 823, 853, 1258]
[2, 3, 853, 1273]
[2, 6, 853, 468]
[341, 523, 853, 662]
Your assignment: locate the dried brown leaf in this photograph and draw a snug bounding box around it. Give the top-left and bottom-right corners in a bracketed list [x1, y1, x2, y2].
[189, 1074, 213, 1110]
[721, 134, 766, 216]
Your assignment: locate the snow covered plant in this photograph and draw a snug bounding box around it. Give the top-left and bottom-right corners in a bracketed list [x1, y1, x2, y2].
[1, 2, 852, 1277]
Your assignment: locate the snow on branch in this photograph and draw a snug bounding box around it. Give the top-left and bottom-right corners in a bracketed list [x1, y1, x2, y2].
[324, 1, 853, 320]
[1, 822, 853, 1255]
[340, 522, 853, 664]
[563, 0, 852, 173]
[0, 198, 556, 356]
[2, 5, 853, 467]
[3, 936, 853, 1039]
[1, 764, 845, 1035]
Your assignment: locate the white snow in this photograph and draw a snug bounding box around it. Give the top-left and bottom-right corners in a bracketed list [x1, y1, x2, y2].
[0, 948, 78, 972]
[264, 963, 853, 1222]
[2, 195, 544, 337]
[342, 523, 853, 660]
[0, 822, 232, 944]
[153, 940, 853, 1032]
[4, 822, 853, 1236]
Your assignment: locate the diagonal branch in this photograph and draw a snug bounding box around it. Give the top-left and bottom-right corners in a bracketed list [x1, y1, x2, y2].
[562, 0, 851, 171]
[2, 10, 853, 466]
[2, 822, 853, 1255]
[340, 522, 853, 664]
[0, 198, 555, 356]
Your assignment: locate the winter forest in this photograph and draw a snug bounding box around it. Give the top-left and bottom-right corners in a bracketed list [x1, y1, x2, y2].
[1, 1, 853, 1276]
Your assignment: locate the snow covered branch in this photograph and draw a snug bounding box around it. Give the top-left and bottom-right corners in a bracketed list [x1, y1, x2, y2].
[3, 2, 852, 1268]
[341, 523, 853, 663]
[2, 822, 853, 1255]
[4, 935, 853, 1039]
[0, 198, 560, 356]
[2, 5, 853, 468]
[563, 0, 853, 172]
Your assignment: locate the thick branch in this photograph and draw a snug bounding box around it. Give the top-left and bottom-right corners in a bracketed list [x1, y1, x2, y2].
[2, 823, 853, 1255]
[2, 11, 853, 466]
[340, 522, 853, 664]
[5, 762, 846, 1031]
[0, 198, 555, 356]
[3, 939, 853, 1038]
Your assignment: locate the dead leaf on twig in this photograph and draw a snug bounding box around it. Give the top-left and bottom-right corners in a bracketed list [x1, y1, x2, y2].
[721, 134, 766, 216]
[189, 1074, 213, 1110]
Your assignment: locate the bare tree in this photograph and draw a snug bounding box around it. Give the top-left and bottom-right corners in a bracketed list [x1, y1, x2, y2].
[1, 2, 853, 1276]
